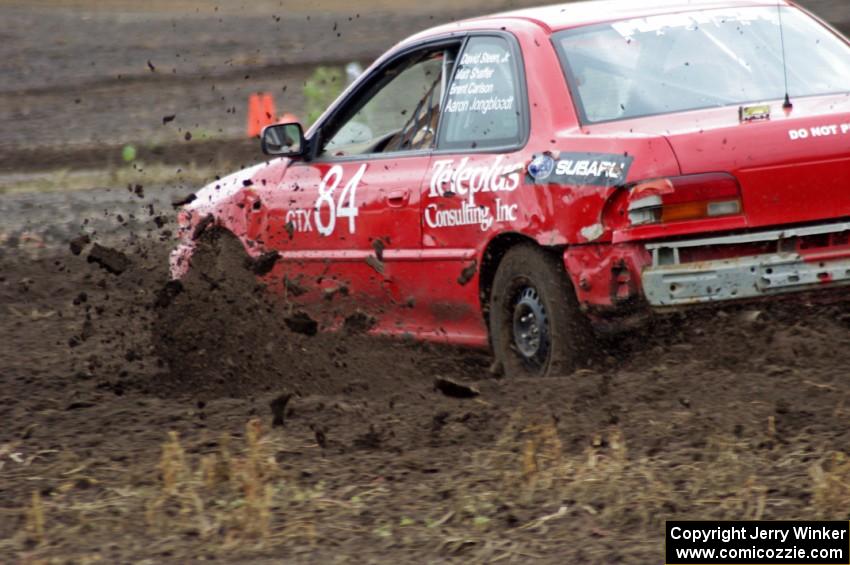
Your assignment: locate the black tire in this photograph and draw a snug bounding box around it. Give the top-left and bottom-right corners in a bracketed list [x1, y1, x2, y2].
[489, 244, 591, 378]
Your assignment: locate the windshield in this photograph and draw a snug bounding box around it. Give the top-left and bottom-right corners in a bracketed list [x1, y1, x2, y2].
[554, 6, 850, 124]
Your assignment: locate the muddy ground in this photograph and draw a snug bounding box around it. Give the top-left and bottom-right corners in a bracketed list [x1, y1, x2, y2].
[3, 0, 850, 563]
[3, 192, 850, 563]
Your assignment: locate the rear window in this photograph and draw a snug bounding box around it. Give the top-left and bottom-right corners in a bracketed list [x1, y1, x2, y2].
[554, 6, 850, 124]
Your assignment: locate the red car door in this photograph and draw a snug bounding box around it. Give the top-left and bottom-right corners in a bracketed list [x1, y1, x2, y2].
[257, 41, 462, 334]
[267, 157, 425, 330]
[419, 33, 531, 346]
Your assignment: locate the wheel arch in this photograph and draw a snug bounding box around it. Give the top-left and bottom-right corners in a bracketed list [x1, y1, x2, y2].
[478, 232, 566, 323]
[172, 223, 252, 279]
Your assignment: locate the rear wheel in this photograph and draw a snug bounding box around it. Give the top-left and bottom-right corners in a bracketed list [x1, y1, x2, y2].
[489, 244, 591, 378]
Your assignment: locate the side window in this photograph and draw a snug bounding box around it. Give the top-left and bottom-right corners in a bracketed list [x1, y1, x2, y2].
[322, 46, 459, 158]
[438, 35, 523, 150]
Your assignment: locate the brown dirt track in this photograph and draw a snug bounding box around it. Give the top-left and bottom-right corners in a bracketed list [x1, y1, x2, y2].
[3, 0, 850, 563]
[4, 215, 850, 563]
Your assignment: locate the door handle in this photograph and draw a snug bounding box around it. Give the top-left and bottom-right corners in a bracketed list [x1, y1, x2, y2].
[387, 189, 409, 208]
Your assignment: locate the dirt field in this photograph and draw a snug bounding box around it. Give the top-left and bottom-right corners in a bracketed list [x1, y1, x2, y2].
[4, 201, 850, 562]
[3, 0, 850, 563]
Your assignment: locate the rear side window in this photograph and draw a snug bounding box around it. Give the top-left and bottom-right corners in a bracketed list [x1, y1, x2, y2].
[438, 36, 523, 150]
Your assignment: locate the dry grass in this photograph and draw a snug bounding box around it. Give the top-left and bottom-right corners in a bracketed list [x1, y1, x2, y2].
[140, 418, 329, 552]
[496, 418, 675, 528]
[146, 430, 207, 535]
[810, 451, 850, 519]
[436, 410, 780, 553]
[366, 412, 784, 562]
[24, 490, 46, 547]
[146, 419, 283, 545]
[3, 412, 847, 562]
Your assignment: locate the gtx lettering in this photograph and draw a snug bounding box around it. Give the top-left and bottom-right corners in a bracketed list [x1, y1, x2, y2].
[285, 209, 313, 233]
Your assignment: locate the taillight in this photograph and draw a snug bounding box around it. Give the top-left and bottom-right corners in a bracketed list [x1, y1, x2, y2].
[627, 173, 742, 226]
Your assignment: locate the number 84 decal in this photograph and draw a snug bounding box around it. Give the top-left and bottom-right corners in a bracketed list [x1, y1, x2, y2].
[315, 164, 367, 236]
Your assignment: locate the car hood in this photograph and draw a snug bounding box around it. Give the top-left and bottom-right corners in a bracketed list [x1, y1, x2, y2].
[184, 159, 284, 213]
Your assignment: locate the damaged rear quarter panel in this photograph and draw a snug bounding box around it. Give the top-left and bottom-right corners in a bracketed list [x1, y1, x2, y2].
[528, 133, 682, 246]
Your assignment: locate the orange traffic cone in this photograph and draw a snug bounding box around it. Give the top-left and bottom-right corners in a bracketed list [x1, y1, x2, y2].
[246, 93, 277, 138]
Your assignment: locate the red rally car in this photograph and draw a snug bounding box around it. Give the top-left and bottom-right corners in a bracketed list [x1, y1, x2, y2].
[172, 0, 850, 378]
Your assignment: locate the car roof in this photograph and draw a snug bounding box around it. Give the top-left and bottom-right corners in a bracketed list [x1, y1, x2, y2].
[413, 0, 792, 37]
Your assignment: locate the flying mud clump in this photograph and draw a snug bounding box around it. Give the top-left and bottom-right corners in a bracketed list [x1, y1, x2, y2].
[151, 229, 354, 400]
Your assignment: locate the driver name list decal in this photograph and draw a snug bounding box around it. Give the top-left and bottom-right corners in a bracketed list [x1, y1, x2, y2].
[444, 49, 514, 115]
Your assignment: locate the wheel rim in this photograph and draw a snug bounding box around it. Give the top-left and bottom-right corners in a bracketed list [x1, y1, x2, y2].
[511, 286, 549, 368]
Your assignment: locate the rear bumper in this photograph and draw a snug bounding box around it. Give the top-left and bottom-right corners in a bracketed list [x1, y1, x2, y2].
[643, 252, 850, 307]
[642, 221, 850, 307]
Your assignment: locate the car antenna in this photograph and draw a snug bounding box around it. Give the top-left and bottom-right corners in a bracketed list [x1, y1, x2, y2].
[777, 1, 793, 110]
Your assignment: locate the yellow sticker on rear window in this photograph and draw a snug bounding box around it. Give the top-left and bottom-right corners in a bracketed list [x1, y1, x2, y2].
[739, 104, 771, 122]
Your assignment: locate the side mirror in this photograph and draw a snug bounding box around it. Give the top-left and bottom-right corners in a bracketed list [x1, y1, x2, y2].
[261, 122, 306, 157]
